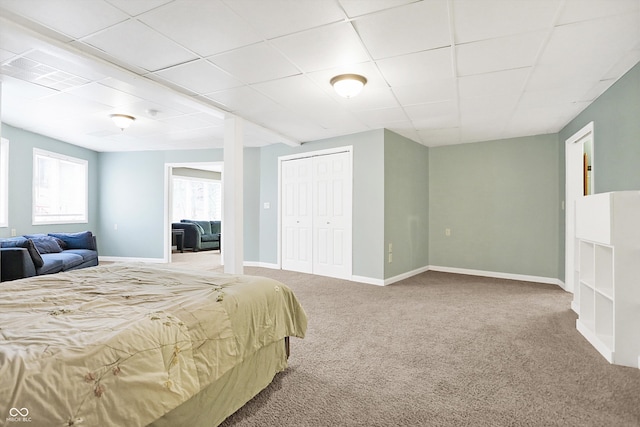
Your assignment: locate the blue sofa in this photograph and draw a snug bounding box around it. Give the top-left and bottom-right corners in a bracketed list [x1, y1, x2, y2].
[171, 220, 221, 252]
[0, 231, 98, 282]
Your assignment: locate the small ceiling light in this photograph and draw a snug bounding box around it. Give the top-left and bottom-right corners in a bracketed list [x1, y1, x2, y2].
[330, 73, 367, 98]
[110, 114, 136, 130]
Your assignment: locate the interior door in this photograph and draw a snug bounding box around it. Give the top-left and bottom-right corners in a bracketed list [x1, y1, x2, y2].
[281, 157, 313, 273]
[312, 151, 352, 279]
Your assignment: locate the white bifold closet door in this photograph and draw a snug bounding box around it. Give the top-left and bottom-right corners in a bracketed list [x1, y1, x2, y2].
[281, 151, 352, 279]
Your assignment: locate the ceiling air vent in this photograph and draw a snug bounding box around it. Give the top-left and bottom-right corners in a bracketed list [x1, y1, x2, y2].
[1, 55, 89, 91]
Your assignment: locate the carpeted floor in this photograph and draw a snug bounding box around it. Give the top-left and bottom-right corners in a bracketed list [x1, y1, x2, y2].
[169, 252, 640, 426]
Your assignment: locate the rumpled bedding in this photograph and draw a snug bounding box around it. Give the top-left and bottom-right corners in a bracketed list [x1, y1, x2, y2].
[0, 263, 307, 427]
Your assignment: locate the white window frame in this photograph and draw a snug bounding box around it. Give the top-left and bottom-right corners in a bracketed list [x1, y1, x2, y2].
[32, 148, 88, 225]
[171, 175, 222, 222]
[0, 138, 8, 228]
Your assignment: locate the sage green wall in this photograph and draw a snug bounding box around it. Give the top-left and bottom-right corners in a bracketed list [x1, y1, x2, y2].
[429, 134, 561, 279]
[384, 130, 429, 278]
[257, 130, 386, 280]
[557, 61, 640, 281]
[0, 124, 99, 239]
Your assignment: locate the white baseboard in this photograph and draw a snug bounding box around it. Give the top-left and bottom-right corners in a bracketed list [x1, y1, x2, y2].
[99, 256, 165, 263]
[428, 265, 564, 287]
[244, 261, 279, 269]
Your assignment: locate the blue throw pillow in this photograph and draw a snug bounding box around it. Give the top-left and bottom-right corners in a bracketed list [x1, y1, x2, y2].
[0, 236, 28, 248]
[0, 237, 44, 268]
[48, 231, 94, 250]
[23, 239, 44, 268]
[28, 236, 64, 254]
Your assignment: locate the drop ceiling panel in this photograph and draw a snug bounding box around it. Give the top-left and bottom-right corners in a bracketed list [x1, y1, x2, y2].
[458, 68, 530, 102]
[153, 59, 242, 94]
[452, 0, 561, 43]
[205, 86, 281, 115]
[0, 0, 128, 38]
[353, 0, 450, 59]
[339, 0, 419, 17]
[376, 48, 454, 86]
[139, 0, 262, 57]
[271, 22, 370, 72]
[392, 79, 456, 106]
[557, 0, 640, 26]
[82, 19, 197, 72]
[456, 31, 547, 76]
[66, 82, 144, 107]
[208, 42, 300, 84]
[223, 0, 346, 40]
[105, 0, 174, 17]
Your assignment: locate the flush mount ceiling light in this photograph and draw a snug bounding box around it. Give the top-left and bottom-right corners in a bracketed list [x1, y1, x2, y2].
[110, 114, 136, 130]
[330, 73, 367, 98]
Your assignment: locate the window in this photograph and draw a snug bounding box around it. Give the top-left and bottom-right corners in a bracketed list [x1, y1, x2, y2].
[172, 176, 221, 222]
[33, 148, 88, 224]
[0, 138, 8, 227]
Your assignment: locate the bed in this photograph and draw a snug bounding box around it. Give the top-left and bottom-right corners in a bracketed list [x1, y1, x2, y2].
[0, 263, 307, 426]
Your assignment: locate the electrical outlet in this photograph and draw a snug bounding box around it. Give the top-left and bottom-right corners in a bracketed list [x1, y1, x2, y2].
[11, 228, 16, 237]
[388, 253, 393, 263]
[114, 223, 118, 231]
[388, 243, 392, 252]
[445, 228, 451, 237]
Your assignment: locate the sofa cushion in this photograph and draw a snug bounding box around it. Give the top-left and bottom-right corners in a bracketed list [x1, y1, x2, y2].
[64, 248, 98, 263]
[25, 235, 65, 253]
[201, 233, 220, 242]
[1, 237, 44, 268]
[36, 257, 64, 275]
[40, 252, 84, 271]
[181, 219, 210, 234]
[48, 231, 95, 250]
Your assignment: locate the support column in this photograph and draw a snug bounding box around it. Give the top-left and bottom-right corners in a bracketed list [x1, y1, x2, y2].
[223, 116, 243, 274]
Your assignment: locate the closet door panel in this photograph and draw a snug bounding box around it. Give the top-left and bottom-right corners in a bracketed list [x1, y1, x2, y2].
[281, 157, 313, 273]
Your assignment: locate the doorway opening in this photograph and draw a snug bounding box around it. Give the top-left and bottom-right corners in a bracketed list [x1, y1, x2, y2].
[565, 121, 594, 301]
[165, 162, 223, 269]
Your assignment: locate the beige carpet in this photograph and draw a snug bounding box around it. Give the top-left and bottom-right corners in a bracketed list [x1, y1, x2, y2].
[169, 253, 640, 426]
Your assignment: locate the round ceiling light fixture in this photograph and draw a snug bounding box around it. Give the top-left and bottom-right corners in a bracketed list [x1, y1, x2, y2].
[110, 114, 136, 130]
[330, 73, 367, 98]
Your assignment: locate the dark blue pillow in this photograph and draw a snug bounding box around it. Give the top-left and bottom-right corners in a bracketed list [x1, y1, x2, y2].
[48, 231, 94, 250]
[0, 237, 44, 268]
[0, 236, 28, 248]
[28, 236, 64, 254]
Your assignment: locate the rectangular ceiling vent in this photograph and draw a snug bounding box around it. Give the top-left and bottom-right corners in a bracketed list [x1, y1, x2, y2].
[1, 55, 89, 91]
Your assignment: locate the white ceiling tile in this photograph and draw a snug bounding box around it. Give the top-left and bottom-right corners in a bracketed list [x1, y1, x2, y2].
[540, 14, 640, 67]
[392, 78, 456, 105]
[154, 60, 242, 94]
[252, 74, 336, 111]
[458, 68, 530, 101]
[0, 48, 15, 62]
[223, 0, 346, 40]
[271, 22, 370, 72]
[205, 86, 280, 115]
[417, 127, 461, 147]
[456, 31, 547, 76]
[139, 0, 262, 57]
[66, 82, 144, 107]
[0, 0, 128, 38]
[404, 100, 459, 128]
[333, 86, 400, 111]
[602, 49, 640, 81]
[452, 0, 561, 43]
[105, 0, 173, 17]
[377, 47, 454, 86]
[83, 20, 197, 72]
[558, 0, 640, 25]
[339, 0, 419, 17]
[352, 107, 408, 128]
[208, 42, 300, 84]
[353, 0, 450, 59]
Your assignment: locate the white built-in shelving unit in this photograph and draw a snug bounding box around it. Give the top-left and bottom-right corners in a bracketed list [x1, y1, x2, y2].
[573, 191, 640, 368]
